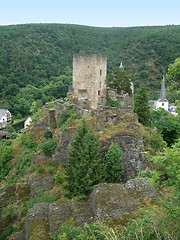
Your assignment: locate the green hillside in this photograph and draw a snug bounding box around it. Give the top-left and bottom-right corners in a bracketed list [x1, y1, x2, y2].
[0, 23, 180, 116]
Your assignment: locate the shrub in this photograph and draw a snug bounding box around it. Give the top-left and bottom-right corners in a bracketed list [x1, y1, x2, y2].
[44, 130, 53, 139]
[41, 139, 57, 156]
[37, 166, 44, 174]
[58, 108, 79, 130]
[48, 166, 54, 174]
[55, 170, 63, 185]
[50, 218, 120, 240]
[137, 168, 154, 178]
[24, 188, 57, 211]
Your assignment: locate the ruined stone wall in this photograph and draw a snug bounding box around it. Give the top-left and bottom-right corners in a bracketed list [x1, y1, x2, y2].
[73, 54, 107, 109]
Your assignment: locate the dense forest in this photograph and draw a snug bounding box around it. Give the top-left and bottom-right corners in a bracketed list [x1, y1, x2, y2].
[0, 23, 180, 117]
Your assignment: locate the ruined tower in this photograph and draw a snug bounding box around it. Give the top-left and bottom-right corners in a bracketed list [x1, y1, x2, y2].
[72, 54, 107, 109]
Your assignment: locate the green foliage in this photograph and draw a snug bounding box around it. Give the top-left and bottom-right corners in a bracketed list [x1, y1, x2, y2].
[108, 68, 131, 94]
[55, 170, 63, 185]
[41, 139, 57, 156]
[134, 84, 150, 126]
[44, 130, 53, 139]
[106, 94, 121, 107]
[50, 218, 119, 240]
[0, 223, 18, 240]
[7, 149, 35, 184]
[64, 118, 104, 199]
[21, 131, 37, 149]
[1, 24, 180, 116]
[150, 139, 180, 191]
[5, 124, 15, 133]
[105, 143, 124, 183]
[0, 140, 13, 181]
[36, 166, 44, 174]
[137, 168, 154, 178]
[48, 166, 54, 174]
[24, 188, 57, 211]
[150, 108, 180, 146]
[58, 108, 79, 130]
[166, 58, 180, 103]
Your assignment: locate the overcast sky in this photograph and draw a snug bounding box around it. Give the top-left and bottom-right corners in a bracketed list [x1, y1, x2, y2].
[0, 0, 180, 27]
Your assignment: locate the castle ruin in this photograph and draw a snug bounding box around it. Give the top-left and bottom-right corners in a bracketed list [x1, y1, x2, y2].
[70, 54, 107, 109]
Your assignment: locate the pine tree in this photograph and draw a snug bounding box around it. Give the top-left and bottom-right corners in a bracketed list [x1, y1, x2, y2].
[105, 143, 124, 183]
[134, 84, 150, 126]
[64, 118, 104, 199]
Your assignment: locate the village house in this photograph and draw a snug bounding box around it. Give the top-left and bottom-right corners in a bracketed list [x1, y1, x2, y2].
[24, 116, 32, 129]
[149, 75, 178, 115]
[0, 109, 12, 129]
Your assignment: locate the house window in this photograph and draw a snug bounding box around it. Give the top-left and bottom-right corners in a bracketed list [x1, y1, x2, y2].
[100, 69, 102, 75]
[162, 103, 164, 106]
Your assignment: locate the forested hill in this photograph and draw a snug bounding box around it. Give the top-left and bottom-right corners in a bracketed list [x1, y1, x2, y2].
[0, 23, 180, 117]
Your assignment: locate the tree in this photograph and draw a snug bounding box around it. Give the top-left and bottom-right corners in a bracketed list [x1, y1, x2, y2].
[166, 58, 180, 103]
[108, 68, 132, 94]
[150, 108, 180, 146]
[105, 143, 124, 182]
[134, 84, 150, 126]
[64, 118, 104, 199]
[151, 138, 180, 191]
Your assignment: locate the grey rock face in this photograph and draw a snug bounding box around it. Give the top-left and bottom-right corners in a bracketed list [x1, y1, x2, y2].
[49, 201, 72, 234]
[90, 178, 157, 221]
[25, 179, 157, 239]
[25, 203, 49, 240]
[28, 174, 54, 197]
[52, 129, 75, 164]
[101, 135, 147, 180]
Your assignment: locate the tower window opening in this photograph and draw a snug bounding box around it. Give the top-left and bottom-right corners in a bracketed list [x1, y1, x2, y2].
[100, 69, 102, 75]
[98, 91, 100, 96]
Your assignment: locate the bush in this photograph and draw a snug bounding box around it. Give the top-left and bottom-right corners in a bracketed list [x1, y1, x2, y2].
[0, 224, 18, 240]
[55, 170, 63, 185]
[50, 218, 120, 240]
[137, 168, 154, 178]
[58, 108, 79, 130]
[37, 166, 44, 174]
[24, 188, 57, 211]
[44, 130, 53, 139]
[0, 140, 13, 181]
[41, 139, 57, 156]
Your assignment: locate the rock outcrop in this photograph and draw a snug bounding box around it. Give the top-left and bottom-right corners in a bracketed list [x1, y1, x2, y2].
[24, 178, 157, 239]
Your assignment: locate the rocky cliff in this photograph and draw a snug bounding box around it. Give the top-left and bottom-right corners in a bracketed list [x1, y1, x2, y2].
[0, 104, 163, 239]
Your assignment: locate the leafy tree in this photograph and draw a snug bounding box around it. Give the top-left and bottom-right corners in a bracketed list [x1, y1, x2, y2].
[150, 108, 180, 146]
[166, 58, 180, 103]
[64, 118, 104, 199]
[150, 138, 180, 191]
[134, 84, 150, 126]
[105, 143, 124, 182]
[108, 67, 132, 94]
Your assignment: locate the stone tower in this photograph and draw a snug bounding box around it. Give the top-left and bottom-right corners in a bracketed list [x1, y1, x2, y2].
[72, 54, 107, 109]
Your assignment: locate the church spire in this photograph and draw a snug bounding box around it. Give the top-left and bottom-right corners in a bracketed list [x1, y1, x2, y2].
[119, 62, 123, 69]
[160, 74, 166, 100]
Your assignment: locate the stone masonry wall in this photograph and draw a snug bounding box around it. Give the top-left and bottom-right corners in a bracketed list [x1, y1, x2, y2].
[73, 54, 107, 109]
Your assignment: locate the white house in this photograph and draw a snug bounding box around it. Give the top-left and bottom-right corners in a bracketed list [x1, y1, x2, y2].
[149, 75, 177, 115]
[0, 109, 12, 129]
[24, 116, 32, 129]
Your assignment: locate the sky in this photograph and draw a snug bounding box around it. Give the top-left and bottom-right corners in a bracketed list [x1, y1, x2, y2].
[0, 0, 180, 28]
